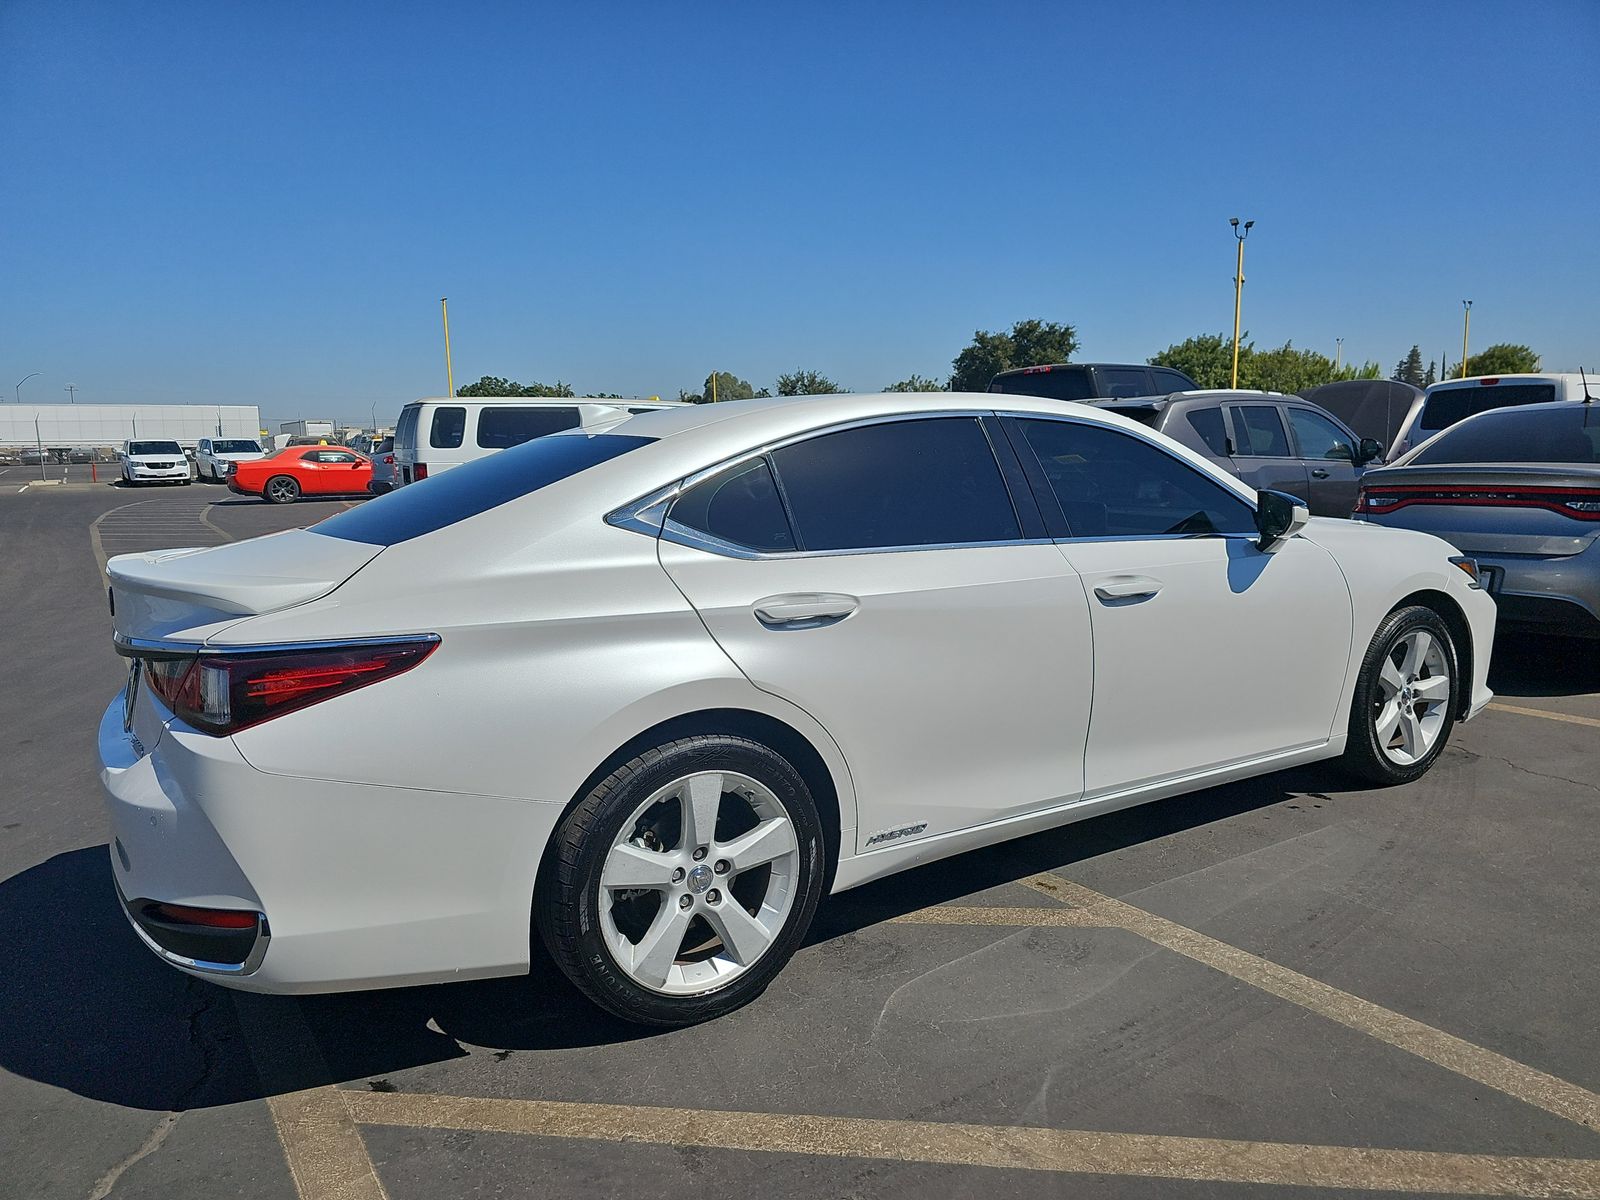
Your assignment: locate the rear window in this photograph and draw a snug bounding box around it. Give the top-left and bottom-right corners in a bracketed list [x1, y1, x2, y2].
[1413, 407, 1600, 465]
[989, 368, 1094, 402]
[477, 406, 580, 448]
[128, 441, 182, 455]
[395, 405, 421, 452]
[314, 434, 654, 546]
[1420, 383, 1556, 431]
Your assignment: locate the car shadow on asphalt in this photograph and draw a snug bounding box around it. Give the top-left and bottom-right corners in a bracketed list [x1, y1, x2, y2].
[1486, 633, 1600, 698]
[0, 764, 1357, 1110]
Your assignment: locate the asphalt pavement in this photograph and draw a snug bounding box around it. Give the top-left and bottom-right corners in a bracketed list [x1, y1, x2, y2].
[2, 483, 1597, 1200]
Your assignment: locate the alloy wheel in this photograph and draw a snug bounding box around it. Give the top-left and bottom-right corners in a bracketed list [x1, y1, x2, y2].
[1373, 629, 1451, 766]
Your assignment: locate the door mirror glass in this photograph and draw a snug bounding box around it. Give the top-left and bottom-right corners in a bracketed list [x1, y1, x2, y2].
[1357, 437, 1385, 465]
[1255, 489, 1310, 551]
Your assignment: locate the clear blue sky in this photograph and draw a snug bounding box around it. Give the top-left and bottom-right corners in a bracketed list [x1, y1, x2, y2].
[3, 1, 1596, 429]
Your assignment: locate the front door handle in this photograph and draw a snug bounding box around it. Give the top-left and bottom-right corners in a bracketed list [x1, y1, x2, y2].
[753, 593, 859, 627]
[1311, 468, 1330, 479]
[1093, 576, 1163, 603]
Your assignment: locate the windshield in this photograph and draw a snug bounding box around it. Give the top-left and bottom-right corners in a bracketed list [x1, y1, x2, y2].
[212, 439, 261, 454]
[1420, 383, 1556, 432]
[1413, 406, 1600, 465]
[128, 441, 182, 455]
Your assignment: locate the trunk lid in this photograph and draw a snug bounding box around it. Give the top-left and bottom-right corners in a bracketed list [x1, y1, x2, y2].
[1356, 464, 1600, 555]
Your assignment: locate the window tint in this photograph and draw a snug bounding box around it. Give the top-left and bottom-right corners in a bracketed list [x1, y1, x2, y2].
[1152, 369, 1196, 394]
[1286, 408, 1353, 460]
[1016, 419, 1256, 538]
[670, 459, 796, 552]
[990, 368, 1094, 401]
[1231, 406, 1291, 456]
[395, 405, 421, 451]
[1420, 383, 1557, 431]
[315, 434, 654, 546]
[1413, 407, 1600, 465]
[1099, 367, 1153, 399]
[314, 451, 360, 464]
[769, 418, 1020, 551]
[477, 406, 580, 449]
[430, 406, 466, 449]
[1184, 407, 1231, 456]
[213, 439, 260, 454]
[128, 441, 183, 456]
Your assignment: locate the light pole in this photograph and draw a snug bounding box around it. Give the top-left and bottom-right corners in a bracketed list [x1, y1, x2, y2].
[1229, 218, 1254, 389]
[14, 371, 40, 402]
[1460, 300, 1472, 379]
[440, 297, 456, 398]
[1334, 338, 1344, 372]
[64, 383, 77, 404]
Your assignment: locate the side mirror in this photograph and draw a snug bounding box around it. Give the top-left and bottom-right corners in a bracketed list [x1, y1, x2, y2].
[1256, 489, 1310, 552]
[1357, 437, 1385, 466]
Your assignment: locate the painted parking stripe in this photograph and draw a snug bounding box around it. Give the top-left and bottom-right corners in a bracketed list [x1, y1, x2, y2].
[345, 1090, 1600, 1197]
[1017, 874, 1600, 1131]
[1487, 702, 1600, 730]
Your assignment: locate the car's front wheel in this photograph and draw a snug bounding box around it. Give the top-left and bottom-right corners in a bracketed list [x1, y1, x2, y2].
[1341, 605, 1458, 785]
[538, 735, 826, 1026]
[263, 475, 300, 504]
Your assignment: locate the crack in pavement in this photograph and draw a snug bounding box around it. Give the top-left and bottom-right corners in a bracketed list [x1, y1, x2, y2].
[1487, 754, 1600, 796]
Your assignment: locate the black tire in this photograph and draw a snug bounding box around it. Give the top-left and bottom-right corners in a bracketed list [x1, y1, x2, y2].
[1341, 605, 1458, 786]
[263, 475, 300, 504]
[538, 735, 826, 1026]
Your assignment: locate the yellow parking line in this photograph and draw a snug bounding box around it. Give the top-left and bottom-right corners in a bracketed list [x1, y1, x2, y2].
[1020, 875, 1600, 1131]
[887, 905, 1109, 927]
[1487, 702, 1600, 730]
[345, 1090, 1600, 1197]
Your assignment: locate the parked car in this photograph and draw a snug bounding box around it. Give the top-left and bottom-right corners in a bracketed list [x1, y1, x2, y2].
[119, 440, 191, 486]
[196, 437, 267, 482]
[367, 436, 396, 495]
[1089, 390, 1384, 516]
[1357, 400, 1600, 638]
[392, 397, 678, 487]
[102, 393, 1492, 1025]
[67, 447, 95, 464]
[19, 447, 49, 466]
[988, 362, 1199, 402]
[226, 445, 372, 503]
[1388, 373, 1598, 461]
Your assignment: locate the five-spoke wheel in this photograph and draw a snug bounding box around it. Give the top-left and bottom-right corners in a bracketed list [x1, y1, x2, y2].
[1343, 605, 1459, 784]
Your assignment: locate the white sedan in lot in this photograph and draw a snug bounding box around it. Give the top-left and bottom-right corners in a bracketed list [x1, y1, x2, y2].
[100, 393, 1495, 1024]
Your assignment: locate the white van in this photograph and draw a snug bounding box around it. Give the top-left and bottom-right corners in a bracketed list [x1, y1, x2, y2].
[1390, 373, 1598, 459]
[391, 398, 677, 486]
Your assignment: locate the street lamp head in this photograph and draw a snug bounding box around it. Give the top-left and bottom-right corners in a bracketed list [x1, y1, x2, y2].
[1244, 220, 1255, 230]
[1230, 217, 1240, 227]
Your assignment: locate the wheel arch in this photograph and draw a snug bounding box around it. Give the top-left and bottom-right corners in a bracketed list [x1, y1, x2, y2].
[1389, 588, 1474, 719]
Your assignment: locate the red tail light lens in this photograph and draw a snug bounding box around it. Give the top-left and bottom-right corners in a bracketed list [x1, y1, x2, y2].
[384, 454, 394, 465]
[150, 903, 258, 929]
[142, 639, 437, 734]
[413, 463, 428, 480]
[1356, 485, 1600, 519]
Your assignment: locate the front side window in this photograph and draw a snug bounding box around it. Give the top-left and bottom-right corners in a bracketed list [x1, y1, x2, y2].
[1152, 369, 1196, 394]
[670, 459, 796, 552]
[1186, 407, 1232, 456]
[1286, 408, 1354, 461]
[1231, 406, 1291, 457]
[477, 406, 580, 449]
[430, 406, 467, 449]
[768, 418, 1021, 551]
[1016, 419, 1256, 538]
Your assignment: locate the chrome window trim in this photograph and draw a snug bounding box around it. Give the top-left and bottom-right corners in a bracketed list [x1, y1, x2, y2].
[113, 632, 441, 659]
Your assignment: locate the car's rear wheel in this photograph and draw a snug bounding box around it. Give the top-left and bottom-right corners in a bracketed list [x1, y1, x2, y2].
[1341, 605, 1458, 785]
[538, 735, 826, 1026]
[263, 475, 300, 504]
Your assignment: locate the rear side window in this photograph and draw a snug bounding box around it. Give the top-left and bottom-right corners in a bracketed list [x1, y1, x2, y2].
[314, 434, 654, 546]
[1016, 419, 1256, 538]
[1420, 384, 1556, 432]
[1231, 406, 1291, 457]
[990, 368, 1094, 402]
[395, 405, 421, 451]
[1186, 408, 1232, 456]
[477, 406, 580, 449]
[769, 418, 1021, 551]
[1098, 367, 1153, 399]
[669, 459, 797, 552]
[430, 407, 466, 448]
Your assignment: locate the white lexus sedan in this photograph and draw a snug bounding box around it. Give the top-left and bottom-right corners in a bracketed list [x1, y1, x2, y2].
[100, 393, 1495, 1025]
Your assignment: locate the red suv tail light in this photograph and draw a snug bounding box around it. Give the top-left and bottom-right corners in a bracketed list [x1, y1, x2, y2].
[142, 638, 438, 734]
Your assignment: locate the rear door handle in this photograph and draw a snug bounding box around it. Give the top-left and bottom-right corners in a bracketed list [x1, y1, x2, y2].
[1311, 468, 1330, 479]
[753, 593, 859, 627]
[1093, 576, 1163, 603]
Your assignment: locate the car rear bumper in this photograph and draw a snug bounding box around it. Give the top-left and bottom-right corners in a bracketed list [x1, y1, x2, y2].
[98, 693, 562, 993]
[1470, 546, 1600, 639]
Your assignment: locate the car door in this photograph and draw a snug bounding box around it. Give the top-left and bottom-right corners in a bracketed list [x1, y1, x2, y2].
[1227, 403, 1311, 502]
[656, 415, 1095, 850]
[1285, 405, 1361, 516]
[1004, 415, 1353, 797]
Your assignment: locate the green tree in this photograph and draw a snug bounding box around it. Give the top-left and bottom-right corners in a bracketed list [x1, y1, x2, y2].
[456, 375, 575, 397]
[776, 369, 845, 396]
[1459, 343, 1539, 377]
[950, 319, 1079, 392]
[1149, 332, 1239, 389]
[883, 374, 946, 392]
[1392, 345, 1426, 388]
[1424, 360, 1437, 387]
[1152, 333, 1378, 391]
[702, 371, 766, 403]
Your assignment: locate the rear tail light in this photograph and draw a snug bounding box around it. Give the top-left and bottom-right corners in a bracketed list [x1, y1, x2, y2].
[149, 903, 258, 929]
[141, 639, 438, 734]
[384, 454, 394, 465]
[413, 463, 428, 480]
[1355, 485, 1600, 520]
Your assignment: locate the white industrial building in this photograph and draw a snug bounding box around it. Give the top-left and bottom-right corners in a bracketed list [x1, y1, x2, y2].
[0, 404, 262, 452]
